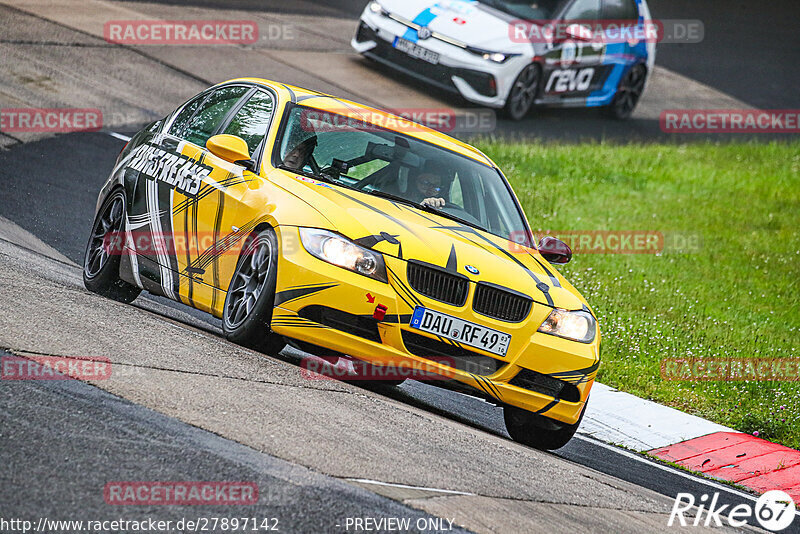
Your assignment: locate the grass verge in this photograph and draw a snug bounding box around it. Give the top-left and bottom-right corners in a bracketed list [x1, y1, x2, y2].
[477, 140, 800, 449]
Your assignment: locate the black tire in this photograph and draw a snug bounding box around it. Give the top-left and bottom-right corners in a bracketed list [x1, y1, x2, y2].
[223, 227, 285, 356]
[503, 64, 540, 121]
[504, 401, 587, 450]
[83, 188, 141, 303]
[606, 64, 647, 120]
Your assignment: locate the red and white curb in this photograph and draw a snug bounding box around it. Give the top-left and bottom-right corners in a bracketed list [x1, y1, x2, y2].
[651, 433, 800, 503]
[581, 383, 735, 450]
[582, 383, 800, 502]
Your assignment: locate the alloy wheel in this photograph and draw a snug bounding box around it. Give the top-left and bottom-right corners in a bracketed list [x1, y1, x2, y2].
[85, 193, 124, 278]
[612, 65, 646, 119]
[507, 65, 540, 120]
[225, 237, 272, 329]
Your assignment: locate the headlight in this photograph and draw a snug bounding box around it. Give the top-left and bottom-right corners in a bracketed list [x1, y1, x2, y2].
[368, 1, 385, 14]
[466, 46, 517, 63]
[537, 309, 597, 343]
[299, 228, 387, 282]
[483, 52, 508, 63]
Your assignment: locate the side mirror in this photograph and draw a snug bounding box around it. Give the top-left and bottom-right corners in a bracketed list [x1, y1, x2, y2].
[206, 134, 256, 171]
[538, 236, 572, 265]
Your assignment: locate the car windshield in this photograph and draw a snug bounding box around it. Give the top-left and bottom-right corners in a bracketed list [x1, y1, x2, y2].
[479, 0, 564, 20]
[276, 105, 529, 241]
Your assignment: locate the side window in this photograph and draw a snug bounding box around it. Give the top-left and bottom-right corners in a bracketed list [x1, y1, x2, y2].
[603, 0, 638, 20]
[449, 174, 464, 209]
[564, 0, 601, 20]
[183, 85, 250, 148]
[168, 93, 208, 137]
[222, 90, 275, 156]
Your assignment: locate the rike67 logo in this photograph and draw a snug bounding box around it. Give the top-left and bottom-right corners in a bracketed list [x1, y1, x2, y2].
[669, 491, 796, 531]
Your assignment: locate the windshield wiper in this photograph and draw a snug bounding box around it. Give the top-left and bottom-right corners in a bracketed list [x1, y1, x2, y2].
[365, 189, 422, 209]
[366, 190, 488, 233]
[277, 164, 338, 186]
[421, 206, 488, 233]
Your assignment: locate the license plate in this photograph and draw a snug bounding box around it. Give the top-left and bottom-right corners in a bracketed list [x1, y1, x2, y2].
[410, 307, 511, 357]
[393, 37, 440, 65]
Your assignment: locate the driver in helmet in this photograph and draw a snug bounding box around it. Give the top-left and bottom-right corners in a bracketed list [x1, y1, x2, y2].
[410, 167, 447, 209]
[282, 135, 317, 171]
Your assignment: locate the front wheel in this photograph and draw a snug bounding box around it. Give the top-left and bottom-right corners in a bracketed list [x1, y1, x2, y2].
[606, 64, 647, 120]
[504, 402, 586, 450]
[83, 188, 141, 303]
[503, 64, 540, 121]
[223, 228, 285, 355]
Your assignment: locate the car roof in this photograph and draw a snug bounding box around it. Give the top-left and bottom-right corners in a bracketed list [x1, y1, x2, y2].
[220, 77, 496, 167]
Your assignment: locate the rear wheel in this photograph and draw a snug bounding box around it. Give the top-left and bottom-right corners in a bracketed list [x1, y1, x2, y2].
[223, 228, 285, 355]
[606, 64, 647, 120]
[503, 64, 540, 121]
[504, 402, 586, 450]
[83, 188, 141, 303]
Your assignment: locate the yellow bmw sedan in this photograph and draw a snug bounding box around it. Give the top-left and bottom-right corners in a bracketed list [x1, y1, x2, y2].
[84, 78, 600, 449]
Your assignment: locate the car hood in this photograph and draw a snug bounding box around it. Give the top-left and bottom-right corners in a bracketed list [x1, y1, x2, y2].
[381, 0, 530, 53]
[275, 170, 586, 311]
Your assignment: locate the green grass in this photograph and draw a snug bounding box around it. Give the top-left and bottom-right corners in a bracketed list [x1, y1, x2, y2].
[476, 140, 800, 449]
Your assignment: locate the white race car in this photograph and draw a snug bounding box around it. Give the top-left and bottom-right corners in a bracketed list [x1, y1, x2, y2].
[352, 0, 655, 120]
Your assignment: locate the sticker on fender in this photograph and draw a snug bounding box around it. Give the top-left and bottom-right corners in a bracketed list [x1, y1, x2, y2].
[410, 306, 511, 357]
[545, 67, 595, 93]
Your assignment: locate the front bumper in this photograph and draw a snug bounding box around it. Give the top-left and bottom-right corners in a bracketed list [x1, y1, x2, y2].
[352, 14, 529, 109]
[270, 227, 600, 425]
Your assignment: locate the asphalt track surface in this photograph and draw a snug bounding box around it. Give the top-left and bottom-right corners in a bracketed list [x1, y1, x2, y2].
[2, 129, 795, 532]
[116, 0, 800, 110]
[1, 349, 467, 532]
[2, 1, 798, 530]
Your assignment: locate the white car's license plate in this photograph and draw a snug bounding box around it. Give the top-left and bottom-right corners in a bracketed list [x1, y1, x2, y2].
[409, 307, 511, 357]
[393, 37, 440, 65]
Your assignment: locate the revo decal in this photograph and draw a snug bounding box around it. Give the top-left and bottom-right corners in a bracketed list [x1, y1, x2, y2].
[545, 68, 595, 93]
[127, 143, 212, 197]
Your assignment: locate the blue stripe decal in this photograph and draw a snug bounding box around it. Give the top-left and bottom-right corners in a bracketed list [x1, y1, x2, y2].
[413, 8, 439, 26]
[588, 63, 623, 106]
[402, 6, 440, 43]
[402, 27, 418, 42]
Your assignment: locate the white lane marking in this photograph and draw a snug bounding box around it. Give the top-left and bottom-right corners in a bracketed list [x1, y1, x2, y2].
[108, 132, 131, 142]
[346, 478, 474, 496]
[579, 434, 800, 518]
[574, 434, 762, 504]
